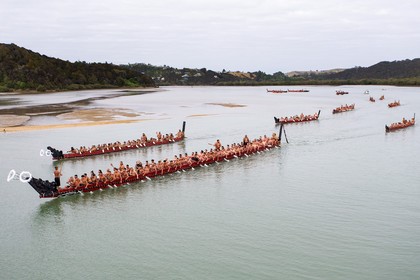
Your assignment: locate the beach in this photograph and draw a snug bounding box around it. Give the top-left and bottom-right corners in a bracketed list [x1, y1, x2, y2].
[1, 119, 143, 132]
[0, 88, 159, 132]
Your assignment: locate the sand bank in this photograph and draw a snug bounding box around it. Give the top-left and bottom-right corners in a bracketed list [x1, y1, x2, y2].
[57, 108, 140, 122]
[0, 115, 31, 127]
[206, 103, 246, 108]
[1, 119, 145, 133]
[187, 114, 218, 118]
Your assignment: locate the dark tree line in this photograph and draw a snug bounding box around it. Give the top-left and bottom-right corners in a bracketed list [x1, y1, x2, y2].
[1, 43, 419, 92]
[0, 43, 155, 92]
[124, 63, 288, 86]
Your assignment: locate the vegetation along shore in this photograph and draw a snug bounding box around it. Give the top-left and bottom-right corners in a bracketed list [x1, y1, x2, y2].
[1, 43, 420, 93]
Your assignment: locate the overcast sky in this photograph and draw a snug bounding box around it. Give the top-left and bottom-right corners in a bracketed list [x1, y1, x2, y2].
[1, 0, 419, 73]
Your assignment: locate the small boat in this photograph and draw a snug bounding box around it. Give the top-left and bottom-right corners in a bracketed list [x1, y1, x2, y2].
[336, 90, 349, 95]
[388, 100, 400, 108]
[364, 90, 370, 94]
[47, 122, 186, 161]
[332, 104, 355, 114]
[267, 89, 287, 93]
[369, 97, 376, 102]
[274, 110, 321, 124]
[385, 114, 415, 132]
[27, 134, 282, 198]
[379, 95, 385, 100]
[288, 89, 309, 92]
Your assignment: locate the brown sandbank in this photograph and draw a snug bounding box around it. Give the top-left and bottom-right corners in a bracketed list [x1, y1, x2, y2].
[187, 114, 218, 118]
[1, 119, 144, 132]
[57, 108, 140, 122]
[205, 103, 246, 108]
[0, 115, 31, 127]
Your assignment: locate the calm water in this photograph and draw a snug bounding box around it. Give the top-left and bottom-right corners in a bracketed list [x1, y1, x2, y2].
[1, 86, 419, 279]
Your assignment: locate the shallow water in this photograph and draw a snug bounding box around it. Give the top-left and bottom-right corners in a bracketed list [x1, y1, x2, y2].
[1, 86, 419, 279]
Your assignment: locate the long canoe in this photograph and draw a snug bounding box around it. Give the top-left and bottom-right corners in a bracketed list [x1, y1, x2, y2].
[274, 110, 321, 124]
[385, 114, 415, 132]
[288, 89, 309, 92]
[267, 89, 287, 93]
[332, 104, 355, 114]
[388, 101, 400, 108]
[47, 122, 186, 161]
[28, 139, 281, 198]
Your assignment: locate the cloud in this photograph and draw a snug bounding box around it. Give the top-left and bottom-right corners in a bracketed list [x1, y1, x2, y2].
[1, 0, 419, 72]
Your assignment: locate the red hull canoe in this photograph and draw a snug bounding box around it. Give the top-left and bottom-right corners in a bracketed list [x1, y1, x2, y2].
[62, 136, 183, 160]
[288, 89, 309, 92]
[267, 89, 288, 93]
[385, 122, 415, 132]
[388, 101, 400, 108]
[385, 114, 415, 132]
[48, 122, 186, 160]
[274, 110, 321, 124]
[332, 104, 355, 114]
[28, 142, 280, 198]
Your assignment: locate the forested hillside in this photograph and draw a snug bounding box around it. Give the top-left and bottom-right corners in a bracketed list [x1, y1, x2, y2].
[124, 63, 288, 86]
[0, 43, 155, 92]
[307, 59, 420, 85]
[1, 43, 419, 91]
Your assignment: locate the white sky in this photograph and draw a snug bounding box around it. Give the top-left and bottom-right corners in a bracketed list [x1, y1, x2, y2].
[1, 0, 419, 73]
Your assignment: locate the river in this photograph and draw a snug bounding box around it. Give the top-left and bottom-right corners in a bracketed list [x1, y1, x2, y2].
[1, 85, 419, 279]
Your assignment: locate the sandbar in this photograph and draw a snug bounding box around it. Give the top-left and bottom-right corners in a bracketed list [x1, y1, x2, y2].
[1, 119, 145, 132]
[0, 115, 31, 127]
[206, 103, 246, 108]
[57, 108, 140, 122]
[187, 114, 218, 118]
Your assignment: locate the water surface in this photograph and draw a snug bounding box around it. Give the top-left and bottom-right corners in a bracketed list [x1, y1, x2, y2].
[1, 86, 419, 279]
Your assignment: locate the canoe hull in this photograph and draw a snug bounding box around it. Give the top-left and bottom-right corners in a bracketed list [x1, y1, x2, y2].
[29, 143, 279, 198]
[274, 110, 321, 124]
[49, 136, 184, 161]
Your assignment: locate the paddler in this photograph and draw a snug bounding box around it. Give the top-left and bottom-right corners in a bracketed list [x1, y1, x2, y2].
[243, 135, 250, 146]
[54, 166, 62, 188]
[214, 139, 222, 151]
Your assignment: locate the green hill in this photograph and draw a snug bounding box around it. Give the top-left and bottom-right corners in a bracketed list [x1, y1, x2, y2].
[0, 43, 155, 92]
[1, 43, 419, 90]
[310, 59, 420, 85]
[124, 63, 287, 86]
[322, 59, 420, 80]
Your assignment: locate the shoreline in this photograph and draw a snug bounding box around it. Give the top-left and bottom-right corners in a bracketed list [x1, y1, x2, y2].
[1, 119, 145, 133]
[0, 86, 161, 95]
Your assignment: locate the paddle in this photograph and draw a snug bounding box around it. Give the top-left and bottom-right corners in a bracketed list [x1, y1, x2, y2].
[279, 123, 283, 142]
[283, 125, 289, 144]
[182, 121, 186, 134]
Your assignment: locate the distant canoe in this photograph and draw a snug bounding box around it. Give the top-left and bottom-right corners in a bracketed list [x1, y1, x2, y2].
[332, 104, 355, 114]
[267, 89, 288, 93]
[336, 90, 349, 95]
[274, 110, 321, 124]
[288, 89, 309, 92]
[388, 101, 400, 108]
[385, 114, 415, 132]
